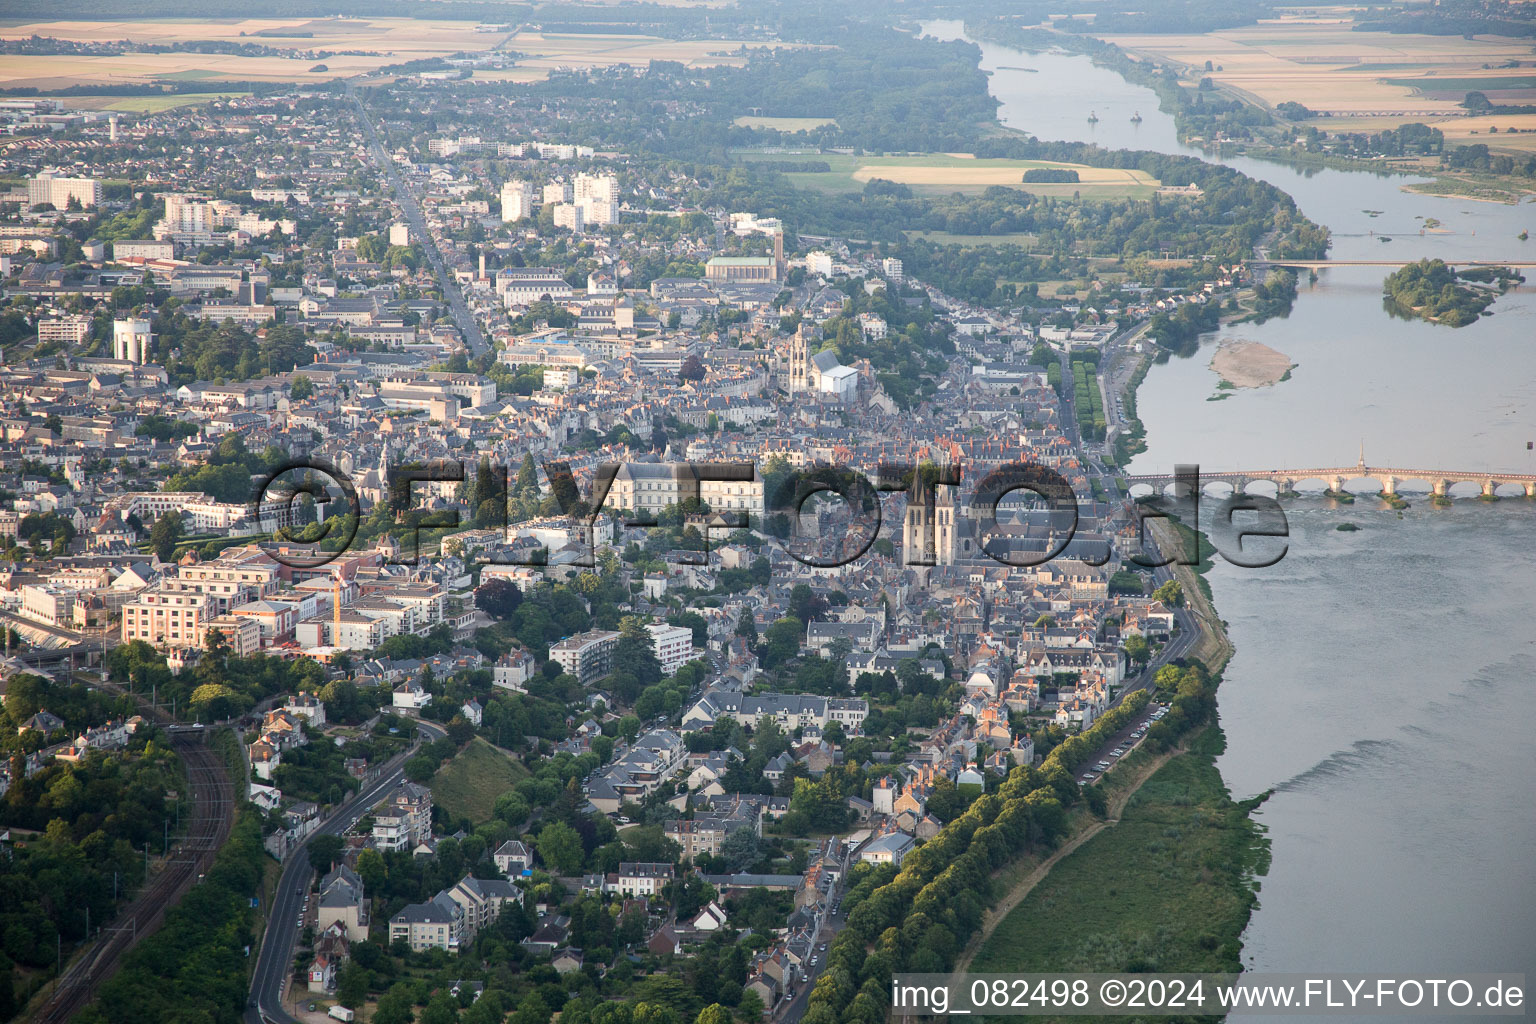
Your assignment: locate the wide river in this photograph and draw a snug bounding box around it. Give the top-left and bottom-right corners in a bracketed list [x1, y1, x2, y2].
[925, 20, 1536, 1002]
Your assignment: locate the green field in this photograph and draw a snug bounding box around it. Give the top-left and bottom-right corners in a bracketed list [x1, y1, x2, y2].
[735, 150, 1158, 198]
[971, 728, 1268, 1006]
[159, 69, 230, 81]
[430, 737, 528, 823]
[101, 92, 251, 113]
[1386, 76, 1536, 94]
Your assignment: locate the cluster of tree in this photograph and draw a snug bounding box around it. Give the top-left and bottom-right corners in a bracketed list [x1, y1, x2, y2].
[0, 738, 178, 1003]
[1295, 121, 1444, 159]
[1250, 268, 1298, 323]
[1147, 300, 1220, 355]
[1022, 167, 1080, 183]
[14, 510, 77, 555]
[1, 674, 134, 754]
[161, 431, 281, 504]
[133, 413, 200, 442]
[1382, 258, 1520, 327]
[155, 318, 309, 386]
[76, 809, 267, 1024]
[1069, 353, 1107, 441]
[105, 637, 327, 728]
[1443, 143, 1536, 180]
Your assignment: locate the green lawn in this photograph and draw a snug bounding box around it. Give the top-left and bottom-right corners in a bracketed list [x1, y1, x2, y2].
[971, 728, 1268, 1018]
[430, 737, 528, 824]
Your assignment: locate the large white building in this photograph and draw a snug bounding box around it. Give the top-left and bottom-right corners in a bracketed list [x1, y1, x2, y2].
[500, 180, 535, 222]
[497, 267, 575, 307]
[552, 202, 584, 233]
[646, 623, 696, 677]
[28, 173, 101, 210]
[608, 462, 765, 517]
[574, 173, 619, 226]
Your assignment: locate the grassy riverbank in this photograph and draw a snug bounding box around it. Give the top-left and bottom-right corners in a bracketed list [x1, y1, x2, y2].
[971, 727, 1270, 1023]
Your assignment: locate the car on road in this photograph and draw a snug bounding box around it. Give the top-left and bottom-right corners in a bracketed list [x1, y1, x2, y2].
[818, 943, 827, 952]
[617, 816, 631, 824]
[1096, 761, 1110, 769]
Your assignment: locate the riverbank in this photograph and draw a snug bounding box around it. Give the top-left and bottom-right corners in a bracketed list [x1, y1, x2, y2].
[970, 727, 1268, 999]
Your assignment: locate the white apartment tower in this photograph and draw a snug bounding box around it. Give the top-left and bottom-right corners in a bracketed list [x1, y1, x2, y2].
[500, 180, 535, 223]
[552, 203, 585, 233]
[574, 173, 619, 226]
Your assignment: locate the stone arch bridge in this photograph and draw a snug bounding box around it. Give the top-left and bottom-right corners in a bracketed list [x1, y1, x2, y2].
[1124, 465, 1536, 499]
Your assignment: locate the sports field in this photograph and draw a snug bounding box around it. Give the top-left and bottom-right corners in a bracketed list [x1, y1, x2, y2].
[736, 151, 1159, 198]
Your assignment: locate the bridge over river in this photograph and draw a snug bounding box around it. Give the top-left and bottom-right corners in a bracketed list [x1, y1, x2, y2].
[1124, 460, 1536, 499]
[1252, 258, 1536, 271]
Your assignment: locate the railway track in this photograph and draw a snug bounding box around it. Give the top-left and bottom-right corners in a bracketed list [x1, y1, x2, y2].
[28, 735, 235, 1024]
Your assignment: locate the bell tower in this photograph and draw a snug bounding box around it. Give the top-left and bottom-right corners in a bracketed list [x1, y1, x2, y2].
[787, 324, 809, 395]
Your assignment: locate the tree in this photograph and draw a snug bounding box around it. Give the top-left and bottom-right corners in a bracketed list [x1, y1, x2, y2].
[719, 827, 760, 872]
[308, 833, 344, 872]
[616, 616, 663, 686]
[1153, 580, 1184, 607]
[149, 511, 184, 562]
[1124, 633, 1150, 666]
[475, 579, 523, 619]
[374, 985, 417, 1024]
[734, 991, 765, 1022]
[336, 960, 369, 1009]
[289, 374, 314, 400]
[679, 355, 706, 382]
[734, 610, 757, 646]
[696, 1007, 732, 1024]
[760, 618, 802, 669]
[536, 821, 585, 875]
[356, 848, 386, 892]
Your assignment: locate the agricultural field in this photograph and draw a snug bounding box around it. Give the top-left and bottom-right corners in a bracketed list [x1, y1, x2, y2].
[736, 151, 1160, 198]
[1105, 19, 1536, 117]
[0, 17, 506, 88]
[0, 19, 788, 90]
[506, 31, 803, 74]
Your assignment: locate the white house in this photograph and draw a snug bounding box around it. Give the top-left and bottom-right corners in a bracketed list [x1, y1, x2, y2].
[393, 681, 430, 711]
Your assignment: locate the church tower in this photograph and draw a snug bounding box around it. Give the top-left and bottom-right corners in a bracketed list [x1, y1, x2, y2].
[934, 486, 958, 566]
[787, 324, 809, 395]
[903, 494, 932, 565]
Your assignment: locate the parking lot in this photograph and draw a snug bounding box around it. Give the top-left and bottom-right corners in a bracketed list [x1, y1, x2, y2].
[1077, 704, 1166, 785]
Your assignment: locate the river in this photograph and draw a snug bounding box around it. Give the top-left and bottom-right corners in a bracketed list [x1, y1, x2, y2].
[923, 19, 1536, 1000]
